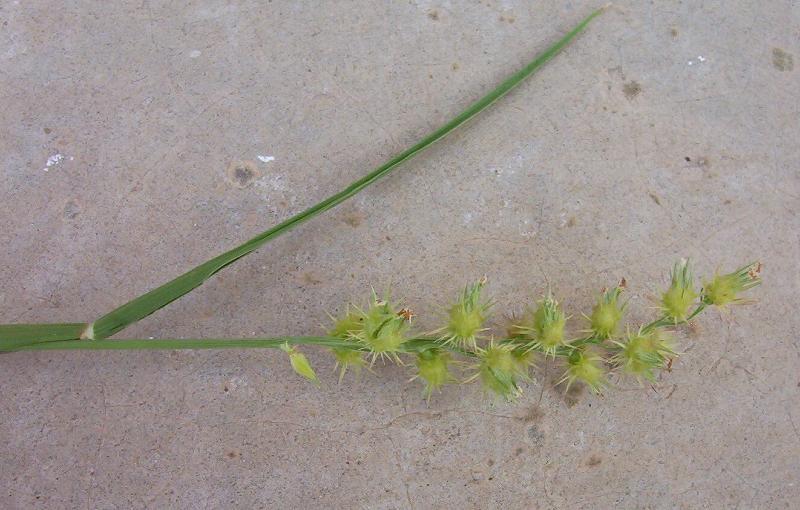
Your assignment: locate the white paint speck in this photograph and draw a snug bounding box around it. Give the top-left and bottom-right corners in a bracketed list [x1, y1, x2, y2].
[462, 212, 473, 224]
[257, 155, 275, 163]
[43, 153, 64, 171]
[688, 55, 707, 66]
[189, 50, 202, 58]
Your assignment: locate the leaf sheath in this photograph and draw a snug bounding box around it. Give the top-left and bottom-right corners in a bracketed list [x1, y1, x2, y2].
[0, 323, 88, 351]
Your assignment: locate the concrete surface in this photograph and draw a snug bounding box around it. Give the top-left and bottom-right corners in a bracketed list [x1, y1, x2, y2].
[1, 1, 798, 508]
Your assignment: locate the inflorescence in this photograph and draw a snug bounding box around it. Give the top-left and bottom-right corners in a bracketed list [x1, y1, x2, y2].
[280, 260, 761, 402]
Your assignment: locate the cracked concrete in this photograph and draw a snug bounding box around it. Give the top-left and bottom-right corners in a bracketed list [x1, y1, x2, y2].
[1, 1, 799, 508]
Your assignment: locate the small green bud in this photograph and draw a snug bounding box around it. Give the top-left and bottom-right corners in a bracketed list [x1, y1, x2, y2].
[702, 262, 762, 307]
[280, 343, 319, 385]
[473, 341, 526, 401]
[611, 328, 675, 383]
[414, 349, 455, 400]
[533, 297, 566, 346]
[560, 349, 607, 394]
[438, 278, 491, 349]
[330, 347, 366, 383]
[531, 295, 567, 355]
[353, 291, 408, 361]
[661, 259, 698, 322]
[328, 307, 364, 338]
[508, 294, 567, 356]
[588, 285, 625, 339]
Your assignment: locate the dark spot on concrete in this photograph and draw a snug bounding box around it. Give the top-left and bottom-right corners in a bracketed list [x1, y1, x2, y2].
[684, 156, 691, 162]
[223, 385, 229, 392]
[527, 425, 545, 447]
[487, 459, 494, 466]
[301, 272, 322, 285]
[648, 192, 661, 206]
[427, 9, 439, 20]
[43, 127, 52, 134]
[526, 406, 545, 423]
[226, 161, 260, 188]
[514, 446, 524, 456]
[63, 199, 81, 220]
[587, 454, 602, 467]
[234, 167, 253, 184]
[670, 27, 678, 38]
[565, 384, 585, 407]
[566, 216, 577, 227]
[772, 48, 794, 71]
[499, 15, 514, 23]
[622, 80, 642, 100]
[723, 199, 732, 205]
[343, 209, 364, 227]
[226, 450, 240, 459]
[451, 62, 459, 71]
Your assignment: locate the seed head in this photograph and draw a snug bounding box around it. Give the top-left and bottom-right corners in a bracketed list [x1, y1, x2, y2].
[611, 328, 676, 383]
[588, 285, 625, 339]
[437, 279, 491, 350]
[702, 262, 762, 307]
[352, 290, 409, 362]
[511, 295, 567, 356]
[661, 259, 698, 322]
[559, 349, 607, 394]
[413, 349, 455, 400]
[471, 340, 527, 401]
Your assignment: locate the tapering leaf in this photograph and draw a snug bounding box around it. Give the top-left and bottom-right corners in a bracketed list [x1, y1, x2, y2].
[0, 8, 606, 343]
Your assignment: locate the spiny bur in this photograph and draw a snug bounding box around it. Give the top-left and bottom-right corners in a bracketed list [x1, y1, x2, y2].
[300, 259, 764, 404]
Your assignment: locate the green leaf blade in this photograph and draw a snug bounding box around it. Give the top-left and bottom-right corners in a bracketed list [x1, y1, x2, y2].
[13, 8, 607, 341]
[0, 323, 88, 351]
